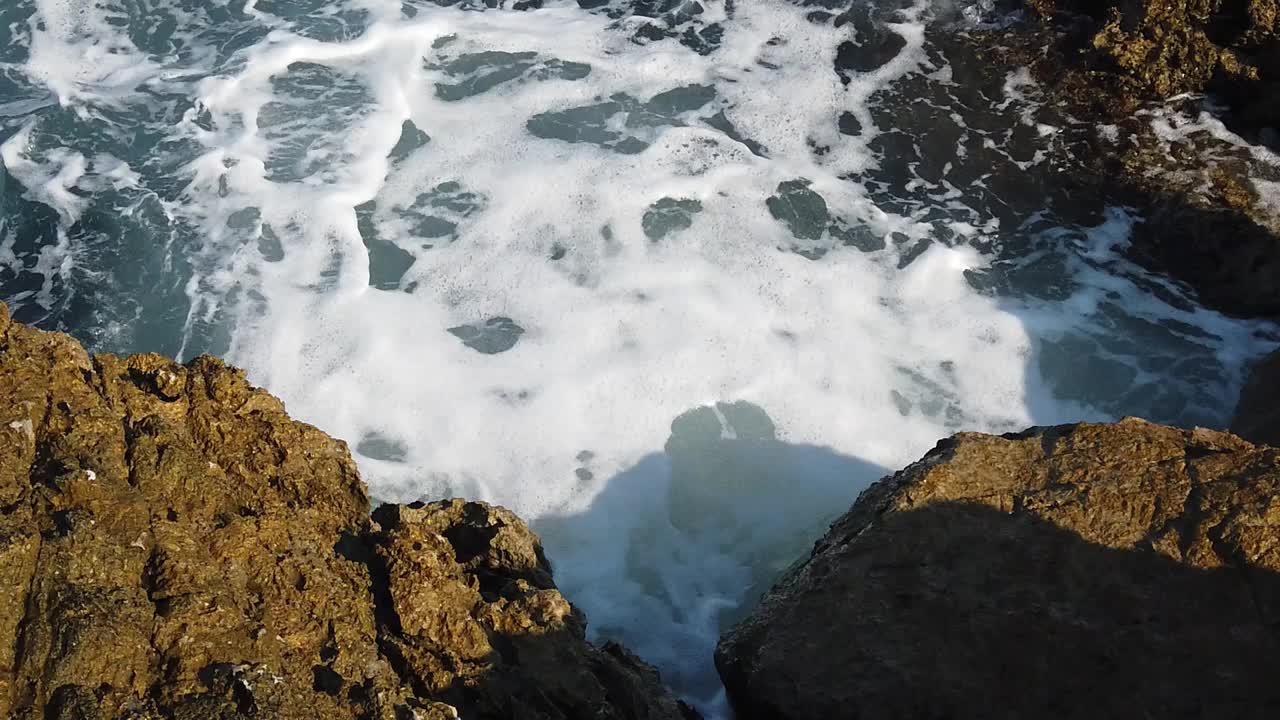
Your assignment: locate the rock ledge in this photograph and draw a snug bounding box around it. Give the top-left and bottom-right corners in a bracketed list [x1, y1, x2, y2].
[0, 304, 693, 720]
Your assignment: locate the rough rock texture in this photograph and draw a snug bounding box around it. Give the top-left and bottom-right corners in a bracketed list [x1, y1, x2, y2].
[1023, 0, 1279, 126]
[1233, 347, 1280, 446]
[717, 418, 1280, 719]
[1107, 128, 1280, 317]
[1054, 0, 1280, 317]
[954, 0, 1280, 316]
[0, 304, 693, 720]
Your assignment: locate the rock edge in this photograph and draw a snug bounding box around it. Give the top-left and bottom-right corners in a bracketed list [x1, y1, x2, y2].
[0, 303, 694, 720]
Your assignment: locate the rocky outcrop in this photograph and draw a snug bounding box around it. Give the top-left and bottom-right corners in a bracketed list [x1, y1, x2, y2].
[1021, 0, 1279, 129]
[0, 304, 693, 720]
[1064, 0, 1280, 318]
[952, 0, 1280, 317]
[716, 419, 1280, 719]
[1233, 348, 1280, 446]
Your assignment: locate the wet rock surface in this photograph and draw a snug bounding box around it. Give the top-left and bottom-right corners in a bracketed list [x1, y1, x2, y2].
[717, 418, 1280, 719]
[1029, 0, 1279, 127]
[1232, 347, 1280, 446]
[0, 304, 692, 720]
[796, 0, 1280, 319]
[972, 0, 1280, 316]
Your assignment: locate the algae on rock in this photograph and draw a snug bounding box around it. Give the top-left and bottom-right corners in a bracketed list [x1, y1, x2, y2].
[949, 0, 1280, 316]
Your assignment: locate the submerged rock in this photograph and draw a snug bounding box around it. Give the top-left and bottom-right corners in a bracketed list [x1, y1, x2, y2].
[717, 418, 1280, 719]
[0, 304, 693, 720]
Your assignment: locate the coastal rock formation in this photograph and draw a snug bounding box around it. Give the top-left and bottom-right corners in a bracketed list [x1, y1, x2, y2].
[952, 0, 1280, 316]
[1233, 348, 1280, 446]
[1019, 0, 1279, 128]
[716, 419, 1280, 719]
[0, 304, 693, 720]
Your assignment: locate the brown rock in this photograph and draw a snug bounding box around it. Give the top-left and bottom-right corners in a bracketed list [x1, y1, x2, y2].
[0, 304, 693, 720]
[958, 0, 1280, 317]
[717, 418, 1280, 719]
[1021, 0, 1278, 98]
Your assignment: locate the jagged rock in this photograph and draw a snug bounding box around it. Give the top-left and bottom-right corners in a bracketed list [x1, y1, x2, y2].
[1023, 0, 1279, 112]
[0, 304, 693, 720]
[1112, 140, 1280, 317]
[717, 418, 1280, 719]
[1233, 348, 1280, 446]
[950, 0, 1280, 316]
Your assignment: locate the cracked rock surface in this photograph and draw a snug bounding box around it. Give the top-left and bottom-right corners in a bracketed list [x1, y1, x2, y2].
[717, 418, 1280, 719]
[0, 303, 694, 720]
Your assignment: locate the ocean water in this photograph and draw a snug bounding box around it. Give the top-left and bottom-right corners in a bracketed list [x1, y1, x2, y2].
[2, 0, 1277, 714]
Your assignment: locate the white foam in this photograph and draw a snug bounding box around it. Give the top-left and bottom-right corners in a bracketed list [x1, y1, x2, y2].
[203, 4, 1027, 501]
[23, 0, 164, 108]
[1144, 101, 1280, 212]
[2, 125, 87, 225]
[172, 6, 1026, 710]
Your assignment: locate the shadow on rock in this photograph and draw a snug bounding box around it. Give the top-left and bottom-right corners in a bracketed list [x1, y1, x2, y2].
[717, 419, 1280, 719]
[862, 15, 1280, 321]
[0, 305, 695, 720]
[837, 15, 1280, 433]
